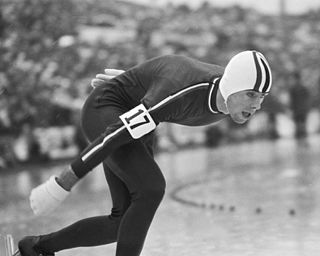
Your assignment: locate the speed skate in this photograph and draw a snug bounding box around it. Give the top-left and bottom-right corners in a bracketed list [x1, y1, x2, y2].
[0, 234, 19, 256]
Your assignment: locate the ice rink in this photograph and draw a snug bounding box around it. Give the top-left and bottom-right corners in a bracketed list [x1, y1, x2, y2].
[1, 135, 320, 256]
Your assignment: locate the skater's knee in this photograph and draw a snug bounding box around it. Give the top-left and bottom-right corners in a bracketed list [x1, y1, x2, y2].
[108, 213, 123, 224]
[137, 178, 166, 203]
[110, 202, 130, 219]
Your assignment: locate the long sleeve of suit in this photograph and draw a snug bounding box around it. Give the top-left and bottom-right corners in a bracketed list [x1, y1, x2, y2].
[71, 55, 226, 178]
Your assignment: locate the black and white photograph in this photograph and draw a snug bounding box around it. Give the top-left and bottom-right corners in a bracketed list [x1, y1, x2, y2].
[1, 0, 320, 255]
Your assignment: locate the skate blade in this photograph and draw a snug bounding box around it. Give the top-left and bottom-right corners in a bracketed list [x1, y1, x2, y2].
[0, 234, 18, 256]
[12, 249, 21, 256]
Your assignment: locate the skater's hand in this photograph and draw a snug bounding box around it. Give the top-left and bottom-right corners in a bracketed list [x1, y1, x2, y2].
[91, 68, 125, 88]
[29, 176, 70, 216]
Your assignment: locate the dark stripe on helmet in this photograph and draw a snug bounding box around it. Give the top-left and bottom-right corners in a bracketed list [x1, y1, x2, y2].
[259, 57, 271, 92]
[252, 51, 262, 92]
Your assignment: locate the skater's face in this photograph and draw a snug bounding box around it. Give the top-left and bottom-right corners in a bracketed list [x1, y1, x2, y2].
[226, 90, 267, 124]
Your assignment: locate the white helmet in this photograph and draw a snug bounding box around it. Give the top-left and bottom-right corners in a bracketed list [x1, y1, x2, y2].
[220, 50, 272, 100]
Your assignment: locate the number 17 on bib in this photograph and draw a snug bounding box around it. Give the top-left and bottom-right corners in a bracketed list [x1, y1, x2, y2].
[120, 104, 156, 139]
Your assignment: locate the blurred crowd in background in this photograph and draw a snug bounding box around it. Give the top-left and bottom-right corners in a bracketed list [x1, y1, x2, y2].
[0, 0, 320, 170]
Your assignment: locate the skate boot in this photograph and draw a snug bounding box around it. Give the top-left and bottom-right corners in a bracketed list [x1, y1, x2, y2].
[18, 236, 54, 256]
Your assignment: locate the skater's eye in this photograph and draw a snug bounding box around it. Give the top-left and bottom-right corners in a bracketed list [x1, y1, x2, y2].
[246, 92, 256, 98]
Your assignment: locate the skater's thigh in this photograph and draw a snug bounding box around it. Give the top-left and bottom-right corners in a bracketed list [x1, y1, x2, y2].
[104, 140, 165, 196]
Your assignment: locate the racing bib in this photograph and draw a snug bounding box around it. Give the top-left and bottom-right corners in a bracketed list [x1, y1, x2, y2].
[120, 104, 156, 139]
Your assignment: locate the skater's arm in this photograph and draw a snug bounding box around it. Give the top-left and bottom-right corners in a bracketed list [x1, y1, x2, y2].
[52, 122, 133, 191]
[69, 103, 157, 181]
[55, 167, 79, 191]
[54, 68, 127, 191]
[70, 121, 133, 179]
[29, 107, 157, 216]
